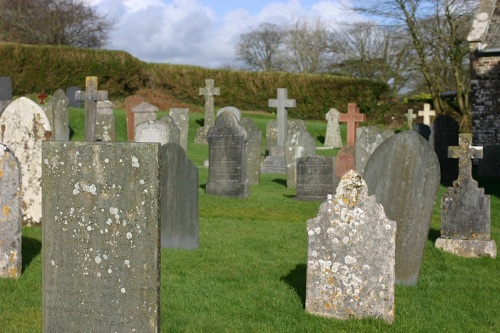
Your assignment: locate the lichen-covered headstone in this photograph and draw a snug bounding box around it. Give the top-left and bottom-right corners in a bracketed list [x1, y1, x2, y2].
[430, 115, 459, 186]
[296, 156, 335, 201]
[169, 108, 190, 151]
[42, 141, 160, 333]
[306, 170, 396, 323]
[0, 143, 21, 278]
[52, 89, 70, 141]
[239, 118, 262, 185]
[364, 131, 440, 285]
[0, 97, 52, 225]
[355, 126, 394, 175]
[96, 100, 116, 142]
[285, 121, 316, 188]
[217, 106, 241, 121]
[159, 115, 180, 145]
[135, 120, 169, 145]
[324, 108, 342, 148]
[160, 143, 199, 249]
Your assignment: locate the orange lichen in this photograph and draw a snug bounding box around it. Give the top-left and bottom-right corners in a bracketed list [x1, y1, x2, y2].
[2, 205, 9, 217]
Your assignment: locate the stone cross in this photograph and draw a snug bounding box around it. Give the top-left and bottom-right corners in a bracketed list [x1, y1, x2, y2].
[418, 103, 435, 125]
[406, 109, 417, 128]
[269, 88, 296, 146]
[38, 92, 47, 104]
[339, 103, 366, 146]
[199, 79, 220, 129]
[75, 76, 108, 142]
[448, 133, 483, 181]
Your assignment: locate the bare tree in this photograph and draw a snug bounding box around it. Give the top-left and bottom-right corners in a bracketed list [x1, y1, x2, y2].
[0, 0, 112, 48]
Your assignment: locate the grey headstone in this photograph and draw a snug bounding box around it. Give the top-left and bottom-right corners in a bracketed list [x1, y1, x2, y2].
[324, 108, 342, 148]
[296, 156, 335, 201]
[42, 104, 54, 132]
[412, 123, 431, 141]
[430, 115, 459, 186]
[0, 97, 52, 225]
[135, 120, 169, 145]
[160, 143, 199, 249]
[265, 120, 278, 154]
[306, 170, 396, 323]
[96, 100, 116, 142]
[52, 89, 70, 141]
[478, 145, 500, 177]
[355, 126, 394, 175]
[195, 79, 220, 144]
[0, 100, 12, 117]
[364, 131, 440, 286]
[217, 106, 241, 121]
[132, 101, 159, 127]
[169, 108, 190, 151]
[285, 122, 316, 188]
[75, 77, 108, 142]
[0, 143, 22, 278]
[206, 111, 249, 198]
[159, 115, 180, 145]
[42, 141, 161, 333]
[0, 77, 13, 100]
[66, 86, 82, 108]
[239, 118, 262, 185]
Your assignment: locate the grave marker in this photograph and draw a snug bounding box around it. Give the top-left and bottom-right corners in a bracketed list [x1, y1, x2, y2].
[66, 86, 82, 108]
[269, 88, 296, 147]
[169, 108, 189, 150]
[195, 79, 220, 144]
[239, 118, 262, 185]
[0, 77, 13, 116]
[217, 106, 241, 121]
[96, 100, 116, 142]
[132, 101, 159, 127]
[418, 103, 435, 125]
[296, 156, 335, 201]
[159, 115, 181, 145]
[75, 77, 108, 142]
[478, 145, 500, 177]
[355, 126, 394, 175]
[125, 95, 144, 142]
[285, 121, 316, 189]
[406, 109, 417, 129]
[324, 108, 342, 148]
[135, 120, 169, 145]
[430, 115, 459, 185]
[339, 103, 366, 146]
[52, 89, 70, 141]
[38, 92, 47, 104]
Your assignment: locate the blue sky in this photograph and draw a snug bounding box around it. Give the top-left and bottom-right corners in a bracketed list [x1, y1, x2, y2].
[89, 0, 362, 68]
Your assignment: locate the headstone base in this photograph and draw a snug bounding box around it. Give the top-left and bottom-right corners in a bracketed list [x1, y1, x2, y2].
[261, 146, 286, 174]
[195, 126, 209, 144]
[435, 238, 496, 258]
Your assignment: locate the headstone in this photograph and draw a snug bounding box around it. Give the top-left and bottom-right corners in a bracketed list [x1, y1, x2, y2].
[355, 126, 394, 175]
[0, 143, 22, 278]
[418, 103, 435, 126]
[217, 106, 241, 121]
[296, 156, 335, 201]
[339, 103, 366, 147]
[42, 141, 161, 333]
[436, 133, 496, 258]
[96, 100, 116, 142]
[334, 146, 356, 187]
[430, 115, 459, 186]
[133, 101, 159, 128]
[239, 118, 262, 185]
[66, 86, 82, 108]
[412, 123, 431, 141]
[324, 108, 342, 148]
[206, 112, 249, 198]
[195, 79, 220, 144]
[52, 89, 70, 141]
[285, 122, 316, 188]
[364, 131, 440, 286]
[306, 170, 396, 323]
[169, 108, 189, 151]
[269, 88, 296, 147]
[0, 97, 52, 225]
[160, 143, 199, 249]
[42, 104, 54, 135]
[75, 77, 108, 142]
[159, 115, 180, 145]
[135, 120, 169, 145]
[125, 95, 144, 142]
[38, 92, 47, 104]
[0, 77, 13, 116]
[478, 145, 500, 177]
[406, 109, 417, 129]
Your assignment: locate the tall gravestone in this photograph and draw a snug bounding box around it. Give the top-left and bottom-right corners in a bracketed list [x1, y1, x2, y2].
[96, 100, 116, 142]
[42, 141, 161, 332]
[160, 143, 199, 249]
[66, 86, 82, 108]
[430, 115, 459, 185]
[75, 77, 108, 142]
[217, 106, 241, 121]
[324, 108, 342, 148]
[159, 115, 181, 145]
[133, 101, 159, 128]
[285, 121, 316, 189]
[364, 131, 440, 285]
[0, 143, 22, 278]
[52, 89, 70, 141]
[0, 77, 13, 116]
[169, 108, 189, 151]
[306, 170, 396, 323]
[0, 97, 52, 225]
[436, 133, 496, 258]
[239, 118, 262, 185]
[135, 120, 170, 145]
[355, 126, 394, 175]
[296, 156, 335, 201]
[206, 112, 249, 198]
[195, 79, 220, 144]
[125, 95, 144, 142]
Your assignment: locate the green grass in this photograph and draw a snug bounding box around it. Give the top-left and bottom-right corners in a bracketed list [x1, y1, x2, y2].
[1, 108, 499, 332]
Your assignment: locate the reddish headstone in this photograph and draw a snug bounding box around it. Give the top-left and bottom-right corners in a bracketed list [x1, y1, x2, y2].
[339, 103, 366, 146]
[335, 146, 356, 181]
[125, 95, 144, 142]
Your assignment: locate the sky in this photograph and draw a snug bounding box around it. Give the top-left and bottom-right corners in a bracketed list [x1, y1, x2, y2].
[87, 0, 362, 68]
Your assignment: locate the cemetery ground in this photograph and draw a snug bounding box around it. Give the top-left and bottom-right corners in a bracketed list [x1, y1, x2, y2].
[1, 106, 499, 332]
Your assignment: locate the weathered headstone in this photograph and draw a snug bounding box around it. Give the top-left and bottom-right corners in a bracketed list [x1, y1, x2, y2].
[66, 86, 82, 108]
[0, 143, 21, 278]
[0, 97, 52, 225]
[52, 89, 70, 141]
[418, 103, 435, 126]
[42, 104, 53, 132]
[324, 108, 342, 148]
[195, 79, 220, 144]
[430, 115, 459, 186]
[339, 103, 366, 147]
[160, 143, 199, 249]
[296, 156, 335, 201]
[217, 106, 241, 121]
[125, 95, 144, 142]
[0, 77, 13, 116]
[42, 141, 161, 333]
[75, 77, 108, 142]
[132, 101, 159, 128]
[135, 120, 169, 145]
[406, 109, 417, 129]
[436, 133, 496, 258]
[478, 145, 500, 177]
[265, 120, 278, 155]
[159, 115, 180, 145]
[239, 118, 262, 185]
[364, 131, 440, 286]
[285, 122, 316, 188]
[412, 123, 431, 141]
[169, 108, 189, 151]
[206, 111, 249, 198]
[355, 126, 394, 175]
[306, 170, 396, 323]
[96, 100, 116, 142]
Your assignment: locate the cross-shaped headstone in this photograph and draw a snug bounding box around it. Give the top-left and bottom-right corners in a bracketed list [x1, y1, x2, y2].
[38, 92, 47, 104]
[199, 79, 220, 129]
[76, 76, 108, 142]
[448, 133, 483, 180]
[406, 109, 417, 128]
[339, 103, 366, 146]
[418, 103, 435, 126]
[269, 88, 296, 146]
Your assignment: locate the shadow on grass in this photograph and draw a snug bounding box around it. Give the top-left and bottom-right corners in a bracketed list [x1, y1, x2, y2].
[428, 227, 440, 243]
[272, 178, 287, 187]
[317, 135, 325, 144]
[199, 183, 206, 190]
[196, 118, 204, 127]
[21, 236, 41, 273]
[281, 263, 307, 308]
